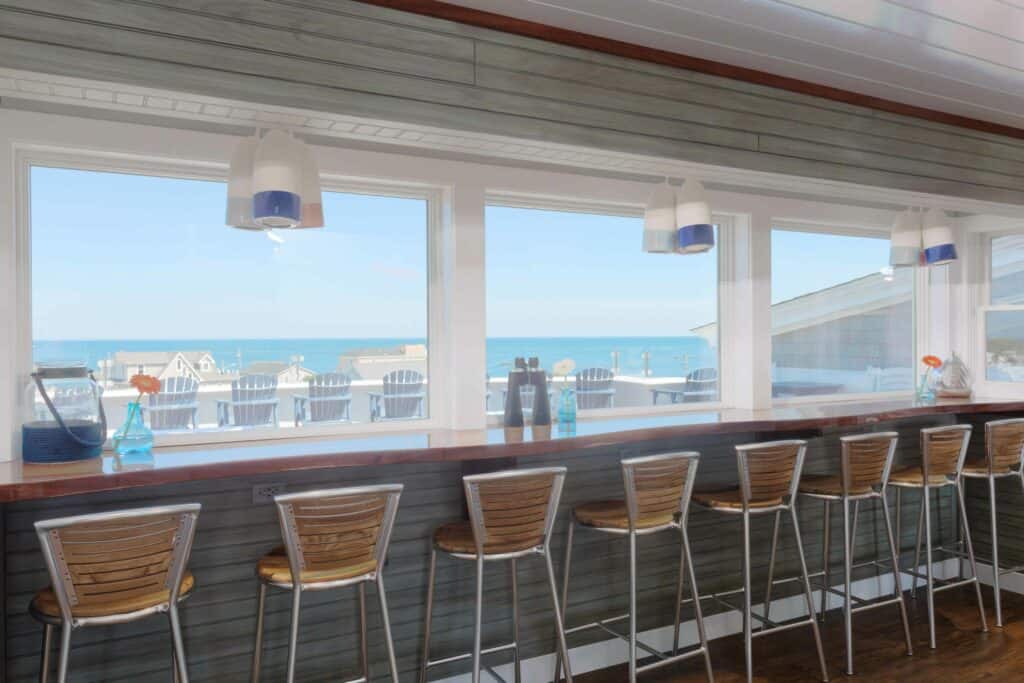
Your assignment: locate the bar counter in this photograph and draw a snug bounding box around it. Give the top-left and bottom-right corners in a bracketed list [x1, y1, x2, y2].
[4, 396, 1023, 502]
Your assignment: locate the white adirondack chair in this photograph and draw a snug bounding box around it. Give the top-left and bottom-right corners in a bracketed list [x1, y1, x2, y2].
[575, 367, 615, 409]
[369, 370, 425, 422]
[294, 372, 353, 426]
[141, 376, 199, 431]
[217, 374, 279, 428]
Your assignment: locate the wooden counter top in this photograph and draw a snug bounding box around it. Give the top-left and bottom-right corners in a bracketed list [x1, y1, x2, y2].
[2, 397, 1022, 502]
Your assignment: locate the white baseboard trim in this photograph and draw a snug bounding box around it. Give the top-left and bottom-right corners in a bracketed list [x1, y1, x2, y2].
[973, 559, 1024, 594]
[433, 559, 960, 682]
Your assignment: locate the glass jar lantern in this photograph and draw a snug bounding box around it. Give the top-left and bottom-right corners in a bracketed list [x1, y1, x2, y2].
[22, 362, 107, 463]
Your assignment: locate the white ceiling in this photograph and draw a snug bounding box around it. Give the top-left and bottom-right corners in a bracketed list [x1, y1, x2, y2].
[449, 0, 1024, 130]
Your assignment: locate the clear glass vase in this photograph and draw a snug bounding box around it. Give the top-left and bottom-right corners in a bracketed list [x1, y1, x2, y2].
[557, 388, 576, 434]
[113, 402, 154, 455]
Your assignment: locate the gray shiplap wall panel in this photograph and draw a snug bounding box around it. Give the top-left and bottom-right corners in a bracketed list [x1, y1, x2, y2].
[0, 0, 1023, 203]
[0, 0, 477, 84]
[3, 418, 969, 682]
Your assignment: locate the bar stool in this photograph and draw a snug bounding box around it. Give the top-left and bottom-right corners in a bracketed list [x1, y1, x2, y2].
[764, 432, 912, 675]
[251, 485, 402, 683]
[31, 503, 201, 683]
[959, 417, 1024, 627]
[554, 452, 713, 683]
[419, 467, 572, 683]
[692, 440, 828, 683]
[890, 424, 987, 649]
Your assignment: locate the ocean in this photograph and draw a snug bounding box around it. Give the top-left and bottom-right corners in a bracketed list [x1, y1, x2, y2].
[33, 336, 717, 379]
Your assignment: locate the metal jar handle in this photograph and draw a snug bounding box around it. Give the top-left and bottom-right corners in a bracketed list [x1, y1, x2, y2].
[31, 372, 108, 449]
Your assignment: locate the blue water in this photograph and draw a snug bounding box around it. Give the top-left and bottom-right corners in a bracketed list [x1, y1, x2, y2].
[33, 336, 716, 378]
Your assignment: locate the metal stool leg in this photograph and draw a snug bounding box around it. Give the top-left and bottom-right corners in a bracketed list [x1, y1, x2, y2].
[628, 530, 638, 683]
[895, 487, 902, 563]
[251, 583, 266, 683]
[545, 549, 573, 683]
[286, 588, 302, 683]
[912, 493, 925, 599]
[988, 475, 1003, 627]
[472, 554, 484, 683]
[957, 479, 988, 634]
[880, 493, 913, 656]
[359, 583, 369, 682]
[742, 510, 753, 683]
[419, 548, 437, 683]
[39, 623, 52, 683]
[169, 605, 189, 683]
[56, 621, 71, 683]
[673, 526, 687, 655]
[682, 526, 715, 683]
[842, 496, 854, 676]
[376, 573, 400, 683]
[923, 487, 936, 649]
[173, 644, 181, 683]
[821, 500, 832, 620]
[790, 505, 829, 682]
[511, 559, 522, 683]
[762, 510, 781, 625]
[554, 521, 574, 683]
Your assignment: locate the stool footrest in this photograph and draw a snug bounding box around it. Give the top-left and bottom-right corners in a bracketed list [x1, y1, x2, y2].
[425, 641, 517, 669]
[636, 646, 709, 674]
[563, 613, 699, 666]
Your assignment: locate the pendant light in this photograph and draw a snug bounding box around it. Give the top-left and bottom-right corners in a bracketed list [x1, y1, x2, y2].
[922, 208, 957, 265]
[642, 179, 677, 253]
[675, 177, 714, 253]
[889, 208, 921, 267]
[252, 129, 304, 229]
[298, 142, 324, 228]
[225, 133, 262, 230]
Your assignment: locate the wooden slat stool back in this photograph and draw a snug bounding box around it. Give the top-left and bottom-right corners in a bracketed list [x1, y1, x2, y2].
[889, 424, 987, 649]
[960, 418, 1024, 627]
[251, 484, 402, 683]
[554, 452, 713, 683]
[692, 440, 829, 683]
[31, 503, 201, 683]
[420, 467, 571, 683]
[766, 433, 912, 675]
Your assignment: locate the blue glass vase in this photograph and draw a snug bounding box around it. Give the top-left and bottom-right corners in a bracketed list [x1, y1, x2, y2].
[113, 402, 154, 455]
[557, 388, 576, 434]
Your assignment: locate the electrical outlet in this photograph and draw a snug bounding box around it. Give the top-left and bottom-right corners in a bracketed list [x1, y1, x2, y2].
[253, 483, 286, 504]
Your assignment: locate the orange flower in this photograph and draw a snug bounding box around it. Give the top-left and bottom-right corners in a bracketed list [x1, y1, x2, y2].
[922, 355, 942, 369]
[130, 374, 161, 395]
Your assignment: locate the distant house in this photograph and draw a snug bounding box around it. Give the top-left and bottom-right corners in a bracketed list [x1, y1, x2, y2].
[338, 344, 427, 381]
[111, 351, 220, 384]
[243, 361, 315, 384]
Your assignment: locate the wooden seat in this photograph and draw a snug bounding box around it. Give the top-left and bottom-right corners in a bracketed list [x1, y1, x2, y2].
[888, 466, 952, 487]
[573, 499, 676, 530]
[422, 468, 572, 683]
[798, 474, 873, 497]
[32, 504, 200, 683]
[256, 547, 377, 586]
[692, 488, 783, 510]
[960, 460, 1014, 477]
[32, 572, 195, 619]
[253, 485, 403, 683]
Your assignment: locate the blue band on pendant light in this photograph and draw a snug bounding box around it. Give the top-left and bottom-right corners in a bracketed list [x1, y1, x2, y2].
[923, 242, 957, 265]
[253, 190, 301, 226]
[678, 224, 715, 253]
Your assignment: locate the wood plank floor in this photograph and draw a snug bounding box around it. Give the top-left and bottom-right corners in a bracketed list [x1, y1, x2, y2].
[579, 586, 1018, 682]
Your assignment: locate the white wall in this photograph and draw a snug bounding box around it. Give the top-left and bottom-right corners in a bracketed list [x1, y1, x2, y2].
[2, 105, 1017, 460]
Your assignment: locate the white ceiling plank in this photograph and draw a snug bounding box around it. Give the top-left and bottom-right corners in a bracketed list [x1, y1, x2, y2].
[448, 0, 1024, 129]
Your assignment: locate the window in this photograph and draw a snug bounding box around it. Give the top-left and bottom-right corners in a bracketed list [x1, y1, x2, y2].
[984, 234, 1024, 382]
[771, 228, 914, 398]
[485, 204, 719, 412]
[31, 166, 430, 438]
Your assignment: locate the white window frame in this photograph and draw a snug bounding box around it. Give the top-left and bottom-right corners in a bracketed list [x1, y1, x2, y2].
[768, 220, 924, 405]
[973, 230, 1024, 398]
[482, 192, 733, 421]
[14, 144, 447, 448]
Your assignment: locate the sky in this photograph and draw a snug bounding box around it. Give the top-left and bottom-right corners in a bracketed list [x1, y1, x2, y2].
[32, 166, 900, 341]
